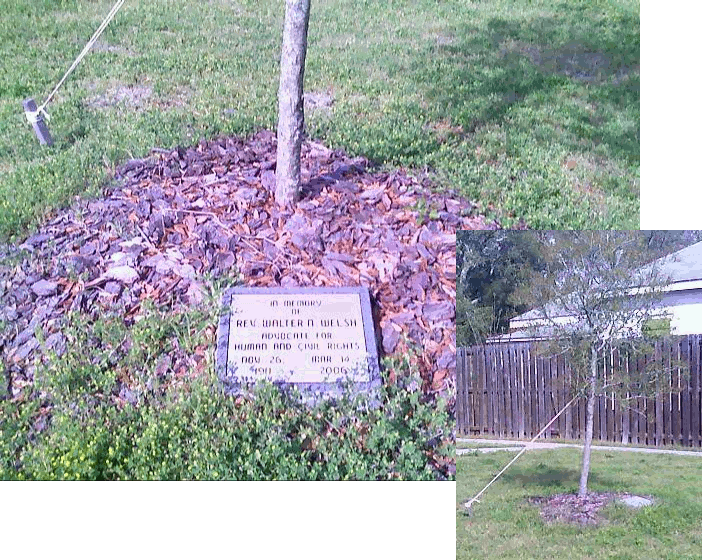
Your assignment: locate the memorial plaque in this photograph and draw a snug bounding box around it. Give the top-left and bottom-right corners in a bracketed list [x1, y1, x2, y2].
[217, 287, 380, 396]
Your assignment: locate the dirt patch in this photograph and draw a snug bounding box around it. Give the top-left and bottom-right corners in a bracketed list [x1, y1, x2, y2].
[86, 81, 191, 111]
[153, 86, 192, 110]
[571, 180, 605, 205]
[425, 120, 465, 144]
[500, 40, 638, 85]
[86, 84, 153, 109]
[317, 33, 357, 50]
[528, 492, 654, 526]
[304, 91, 334, 115]
[561, 153, 630, 204]
[427, 33, 455, 47]
[563, 153, 627, 177]
[92, 39, 136, 57]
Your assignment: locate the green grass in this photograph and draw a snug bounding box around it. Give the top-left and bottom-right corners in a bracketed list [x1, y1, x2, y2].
[457, 450, 702, 559]
[0, 0, 638, 241]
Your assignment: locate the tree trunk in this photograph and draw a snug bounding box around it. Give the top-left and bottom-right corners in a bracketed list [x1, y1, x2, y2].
[578, 344, 598, 497]
[275, 0, 311, 206]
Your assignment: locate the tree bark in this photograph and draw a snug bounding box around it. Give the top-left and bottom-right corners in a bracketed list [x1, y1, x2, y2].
[578, 344, 598, 497]
[275, 0, 311, 206]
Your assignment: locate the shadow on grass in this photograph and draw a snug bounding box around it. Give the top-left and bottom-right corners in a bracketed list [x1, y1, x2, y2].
[500, 463, 610, 492]
[411, 4, 639, 162]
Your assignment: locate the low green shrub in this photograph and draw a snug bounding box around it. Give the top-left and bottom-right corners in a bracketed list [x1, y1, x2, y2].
[1, 303, 453, 480]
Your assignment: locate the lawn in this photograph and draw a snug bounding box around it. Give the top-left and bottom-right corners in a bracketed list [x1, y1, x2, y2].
[0, 0, 639, 241]
[457, 450, 702, 559]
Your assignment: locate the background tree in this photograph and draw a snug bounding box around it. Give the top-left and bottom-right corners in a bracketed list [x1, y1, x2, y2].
[456, 230, 702, 346]
[275, 0, 311, 205]
[520, 231, 678, 497]
[641, 230, 702, 258]
[456, 231, 546, 345]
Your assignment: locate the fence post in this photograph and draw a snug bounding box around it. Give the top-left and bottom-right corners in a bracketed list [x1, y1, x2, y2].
[691, 334, 700, 447]
[456, 347, 465, 434]
[655, 340, 663, 446]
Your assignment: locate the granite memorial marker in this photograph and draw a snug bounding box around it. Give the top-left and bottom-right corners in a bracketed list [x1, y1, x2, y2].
[217, 287, 380, 397]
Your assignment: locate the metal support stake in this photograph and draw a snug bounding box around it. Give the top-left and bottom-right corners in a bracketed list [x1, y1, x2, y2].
[23, 98, 53, 146]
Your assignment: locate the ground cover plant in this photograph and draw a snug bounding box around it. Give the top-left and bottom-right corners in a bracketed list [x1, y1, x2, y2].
[0, 290, 454, 480]
[0, 128, 458, 480]
[457, 450, 702, 559]
[1, 0, 639, 241]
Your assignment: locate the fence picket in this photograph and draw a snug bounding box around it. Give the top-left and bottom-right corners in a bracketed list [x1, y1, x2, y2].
[682, 338, 692, 446]
[691, 335, 700, 447]
[606, 347, 615, 443]
[662, 338, 671, 445]
[598, 351, 606, 442]
[672, 339, 682, 445]
[456, 347, 465, 434]
[516, 345, 525, 438]
[522, 345, 531, 438]
[470, 352, 485, 434]
[655, 340, 663, 446]
[511, 345, 521, 438]
[504, 345, 515, 437]
[494, 346, 504, 437]
[613, 347, 622, 442]
[482, 347, 493, 436]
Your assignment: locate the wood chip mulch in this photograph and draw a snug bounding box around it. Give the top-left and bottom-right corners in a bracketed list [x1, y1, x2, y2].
[1, 129, 523, 400]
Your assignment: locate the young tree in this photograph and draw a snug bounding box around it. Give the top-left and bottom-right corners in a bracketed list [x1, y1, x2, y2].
[275, 0, 311, 206]
[521, 231, 675, 497]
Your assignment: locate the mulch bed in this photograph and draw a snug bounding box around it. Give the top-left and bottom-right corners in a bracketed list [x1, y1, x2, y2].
[1, 130, 522, 399]
[527, 492, 650, 526]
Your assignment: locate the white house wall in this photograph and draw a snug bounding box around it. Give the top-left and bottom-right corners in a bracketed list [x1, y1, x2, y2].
[667, 302, 702, 335]
[504, 244, 702, 339]
[510, 288, 702, 334]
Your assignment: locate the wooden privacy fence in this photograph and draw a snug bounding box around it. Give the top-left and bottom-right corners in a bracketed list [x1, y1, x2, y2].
[456, 335, 702, 447]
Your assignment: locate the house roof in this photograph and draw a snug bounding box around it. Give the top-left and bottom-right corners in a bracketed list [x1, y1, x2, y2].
[637, 240, 702, 284]
[510, 241, 702, 325]
[511, 301, 568, 323]
[486, 327, 556, 343]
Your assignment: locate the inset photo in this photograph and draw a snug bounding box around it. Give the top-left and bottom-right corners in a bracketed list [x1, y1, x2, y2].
[456, 231, 702, 558]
